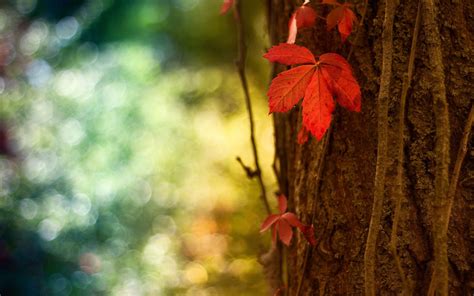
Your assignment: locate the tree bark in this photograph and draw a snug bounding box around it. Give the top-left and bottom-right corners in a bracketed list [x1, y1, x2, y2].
[267, 0, 473, 294]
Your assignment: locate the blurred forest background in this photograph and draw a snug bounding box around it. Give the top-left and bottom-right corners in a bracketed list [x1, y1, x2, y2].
[0, 0, 276, 295]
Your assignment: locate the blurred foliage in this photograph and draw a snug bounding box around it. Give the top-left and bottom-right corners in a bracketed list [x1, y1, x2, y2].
[0, 0, 276, 295]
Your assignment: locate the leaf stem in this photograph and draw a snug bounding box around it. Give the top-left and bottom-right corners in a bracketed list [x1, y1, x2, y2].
[347, 0, 368, 61]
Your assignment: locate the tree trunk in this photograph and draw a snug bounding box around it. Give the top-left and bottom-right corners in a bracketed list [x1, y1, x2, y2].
[267, 0, 473, 294]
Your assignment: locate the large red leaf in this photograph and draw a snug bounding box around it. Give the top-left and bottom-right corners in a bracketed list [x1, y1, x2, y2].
[264, 44, 315, 65]
[264, 45, 361, 141]
[267, 65, 316, 113]
[302, 70, 335, 140]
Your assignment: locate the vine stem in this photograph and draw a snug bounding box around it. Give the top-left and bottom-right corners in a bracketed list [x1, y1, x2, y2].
[388, 2, 421, 294]
[422, 0, 451, 294]
[295, 126, 331, 296]
[233, 0, 271, 215]
[443, 105, 474, 235]
[428, 104, 473, 294]
[347, 0, 368, 61]
[363, 0, 396, 295]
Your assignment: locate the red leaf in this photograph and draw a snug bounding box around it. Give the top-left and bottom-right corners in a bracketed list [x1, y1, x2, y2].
[320, 53, 361, 112]
[277, 195, 288, 213]
[264, 45, 361, 141]
[295, 5, 317, 28]
[277, 219, 293, 246]
[338, 6, 357, 42]
[300, 224, 316, 246]
[260, 193, 317, 246]
[267, 65, 316, 113]
[302, 70, 335, 140]
[286, 4, 317, 43]
[260, 214, 280, 232]
[326, 6, 344, 31]
[264, 43, 315, 65]
[326, 4, 357, 42]
[220, 0, 234, 15]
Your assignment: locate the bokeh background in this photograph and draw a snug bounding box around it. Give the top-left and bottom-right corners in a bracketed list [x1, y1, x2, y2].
[0, 0, 277, 295]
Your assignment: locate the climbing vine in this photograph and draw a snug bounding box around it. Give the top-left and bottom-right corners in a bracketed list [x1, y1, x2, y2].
[220, 0, 472, 295]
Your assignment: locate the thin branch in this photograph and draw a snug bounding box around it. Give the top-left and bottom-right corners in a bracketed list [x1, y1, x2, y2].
[388, 2, 421, 294]
[233, 0, 271, 215]
[444, 104, 473, 235]
[423, 0, 451, 294]
[295, 126, 331, 296]
[347, 0, 369, 61]
[236, 156, 260, 178]
[364, 0, 396, 295]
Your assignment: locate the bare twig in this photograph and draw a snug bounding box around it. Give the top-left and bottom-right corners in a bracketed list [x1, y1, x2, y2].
[423, 0, 451, 294]
[236, 156, 260, 178]
[295, 126, 332, 296]
[364, 0, 396, 295]
[443, 105, 474, 235]
[388, 2, 421, 294]
[233, 0, 271, 215]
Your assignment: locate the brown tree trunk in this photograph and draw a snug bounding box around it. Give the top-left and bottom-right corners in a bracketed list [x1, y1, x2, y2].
[266, 0, 473, 294]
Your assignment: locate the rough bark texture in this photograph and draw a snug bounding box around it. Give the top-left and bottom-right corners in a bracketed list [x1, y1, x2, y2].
[267, 0, 473, 294]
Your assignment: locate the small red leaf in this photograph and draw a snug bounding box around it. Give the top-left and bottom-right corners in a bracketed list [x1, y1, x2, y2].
[260, 214, 280, 232]
[295, 5, 317, 28]
[322, 0, 339, 4]
[326, 4, 357, 42]
[264, 43, 316, 65]
[338, 6, 357, 42]
[267, 65, 316, 113]
[302, 70, 335, 140]
[277, 219, 293, 246]
[300, 224, 316, 246]
[326, 6, 344, 31]
[286, 4, 316, 43]
[220, 0, 234, 15]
